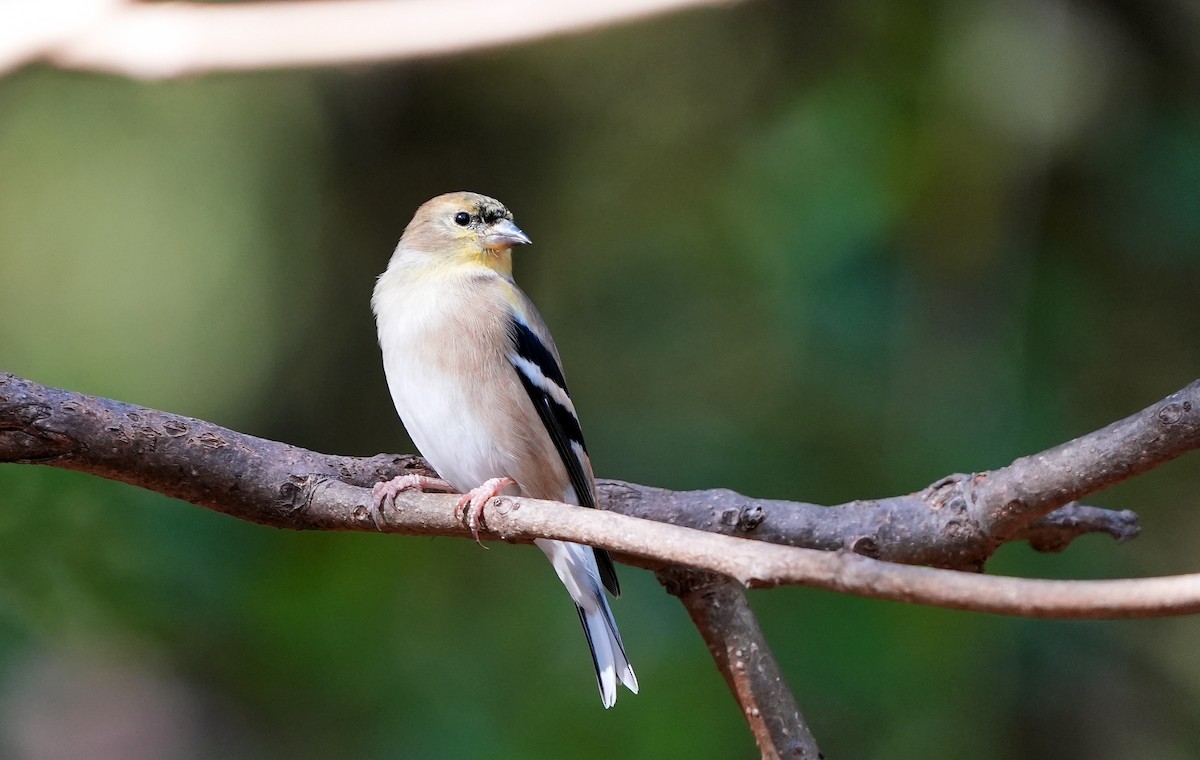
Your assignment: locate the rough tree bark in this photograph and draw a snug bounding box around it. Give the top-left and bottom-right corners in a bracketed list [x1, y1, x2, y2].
[661, 568, 822, 759]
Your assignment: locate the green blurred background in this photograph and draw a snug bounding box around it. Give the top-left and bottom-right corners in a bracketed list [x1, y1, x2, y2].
[3, 0, 1200, 757]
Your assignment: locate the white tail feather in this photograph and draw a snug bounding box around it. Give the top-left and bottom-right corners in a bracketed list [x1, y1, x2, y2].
[536, 538, 638, 707]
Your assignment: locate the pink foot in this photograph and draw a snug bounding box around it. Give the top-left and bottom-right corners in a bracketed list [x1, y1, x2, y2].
[369, 474, 455, 529]
[455, 477, 517, 545]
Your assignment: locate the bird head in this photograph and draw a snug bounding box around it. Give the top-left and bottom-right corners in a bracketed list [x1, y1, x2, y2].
[396, 192, 531, 275]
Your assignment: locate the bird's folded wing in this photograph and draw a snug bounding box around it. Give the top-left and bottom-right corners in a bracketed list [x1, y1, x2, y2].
[507, 316, 621, 597]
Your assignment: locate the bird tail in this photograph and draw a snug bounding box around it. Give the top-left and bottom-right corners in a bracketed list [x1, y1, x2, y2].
[536, 539, 638, 708]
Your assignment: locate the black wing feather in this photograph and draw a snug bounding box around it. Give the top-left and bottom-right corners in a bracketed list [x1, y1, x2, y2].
[509, 318, 621, 597]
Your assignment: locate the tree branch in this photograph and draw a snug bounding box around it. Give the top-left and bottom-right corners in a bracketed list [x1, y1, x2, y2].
[598, 482, 1139, 572]
[5, 371, 1200, 760]
[0, 373, 1135, 568]
[601, 380, 1200, 571]
[967, 382, 1200, 536]
[660, 569, 822, 759]
[1, 0, 742, 80]
[3, 372, 1200, 619]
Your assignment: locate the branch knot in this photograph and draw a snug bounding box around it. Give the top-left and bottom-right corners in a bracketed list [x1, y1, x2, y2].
[1157, 400, 1192, 426]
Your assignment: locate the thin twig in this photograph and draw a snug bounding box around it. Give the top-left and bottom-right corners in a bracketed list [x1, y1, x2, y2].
[475, 487, 1200, 619]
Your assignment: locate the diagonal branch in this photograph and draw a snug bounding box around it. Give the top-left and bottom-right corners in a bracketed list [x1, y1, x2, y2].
[602, 381, 1200, 570]
[660, 568, 822, 759]
[967, 381, 1200, 536]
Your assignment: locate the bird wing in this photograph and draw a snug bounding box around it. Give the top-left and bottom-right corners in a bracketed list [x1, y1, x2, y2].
[506, 311, 621, 598]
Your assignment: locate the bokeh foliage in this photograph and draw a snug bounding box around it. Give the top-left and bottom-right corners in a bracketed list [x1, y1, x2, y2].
[2, 0, 1200, 757]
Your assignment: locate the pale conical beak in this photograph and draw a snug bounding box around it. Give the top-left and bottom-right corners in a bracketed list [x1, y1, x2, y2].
[484, 219, 532, 249]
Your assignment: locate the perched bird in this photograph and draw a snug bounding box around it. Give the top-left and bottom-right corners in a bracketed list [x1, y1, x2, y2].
[371, 191, 638, 708]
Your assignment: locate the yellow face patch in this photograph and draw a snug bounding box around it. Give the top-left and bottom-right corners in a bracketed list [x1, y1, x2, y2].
[400, 192, 521, 279]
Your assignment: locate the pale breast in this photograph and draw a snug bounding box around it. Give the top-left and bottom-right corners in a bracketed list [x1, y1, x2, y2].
[374, 267, 570, 497]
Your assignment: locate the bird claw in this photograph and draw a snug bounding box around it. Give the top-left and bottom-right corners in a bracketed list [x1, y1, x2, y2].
[369, 474, 454, 530]
[455, 477, 517, 547]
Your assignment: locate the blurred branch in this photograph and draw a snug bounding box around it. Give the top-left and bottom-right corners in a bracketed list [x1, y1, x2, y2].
[4, 372, 1200, 618]
[660, 569, 822, 759]
[0, 0, 121, 73]
[1, 0, 742, 80]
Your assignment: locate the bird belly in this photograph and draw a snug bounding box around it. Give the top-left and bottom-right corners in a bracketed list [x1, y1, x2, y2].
[376, 287, 518, 492]
[382, 362, 505, 493]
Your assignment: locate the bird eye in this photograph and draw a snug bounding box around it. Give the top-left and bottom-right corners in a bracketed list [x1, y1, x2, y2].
[454, 211, 471, 226]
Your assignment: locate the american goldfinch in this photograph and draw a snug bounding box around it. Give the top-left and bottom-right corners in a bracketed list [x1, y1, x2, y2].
[371, 191, 638, 708]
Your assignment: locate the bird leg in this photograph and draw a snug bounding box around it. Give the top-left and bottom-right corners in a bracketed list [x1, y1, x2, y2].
[369, 474, 455, 530]
[455, 476, 517, 546]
